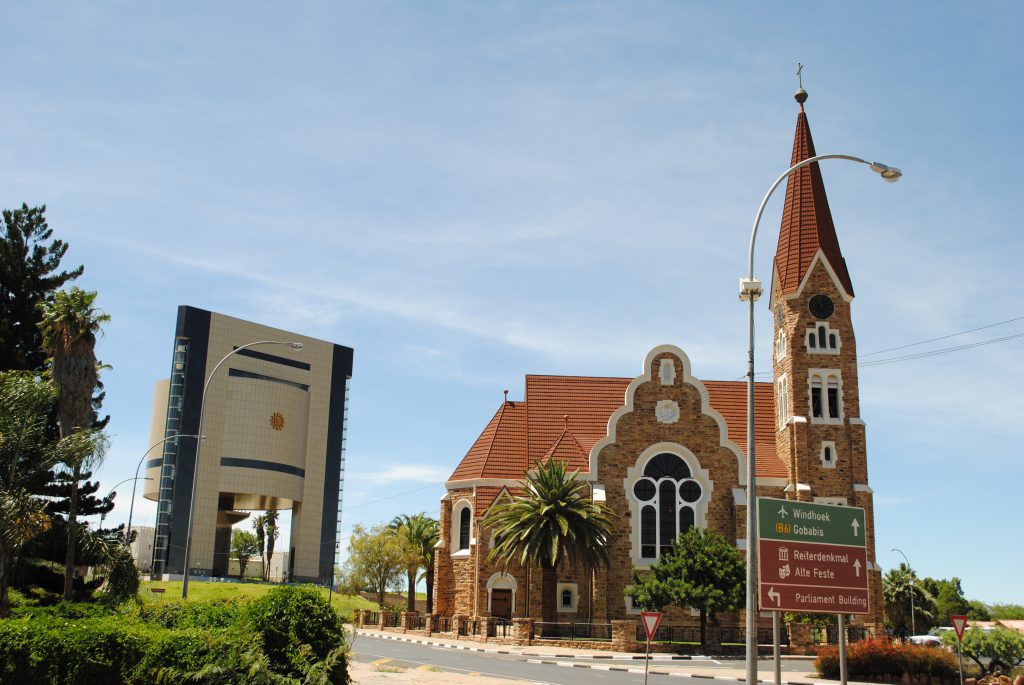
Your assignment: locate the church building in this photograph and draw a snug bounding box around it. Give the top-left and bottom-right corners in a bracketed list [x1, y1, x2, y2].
[433, 93, 884, 633]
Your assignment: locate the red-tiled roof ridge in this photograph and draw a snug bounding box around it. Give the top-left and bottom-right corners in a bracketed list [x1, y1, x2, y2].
[447, 397, 529, 481]
[536, 415, 590, 472]
[773, 103, 854, 298]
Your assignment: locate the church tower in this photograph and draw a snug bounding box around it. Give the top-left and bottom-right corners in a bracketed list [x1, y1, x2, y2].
[770, 88, 883, 628]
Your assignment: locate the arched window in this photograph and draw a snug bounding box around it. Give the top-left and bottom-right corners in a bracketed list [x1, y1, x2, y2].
[631, 453, 704, 559]
[459, 507, 471, 551]
[777, 375, 789, 429]
[806, 322, 841, 353]
[809, 370, 842, 423]
[450, 499, 473, 555]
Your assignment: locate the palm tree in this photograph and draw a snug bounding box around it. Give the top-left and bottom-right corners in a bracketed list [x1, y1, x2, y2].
[38, 287, 110, 600]
[883, 562, 935, 636]
[389, 513, 440, 613]
[263, 510, 279, 581]
[483, 459, 616, 621]
[253, 514, 267, 579]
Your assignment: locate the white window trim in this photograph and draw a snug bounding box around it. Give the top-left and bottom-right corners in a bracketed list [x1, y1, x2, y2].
[806, 321, 842, 354]
[808, 369, 843, 424]
[624, 593, 642, 615]
[776, 330, 788, 361]
[820, 441, 837, 469]
[623, 443, 712, 568]
[814, 496, 848, 506]
[450, 499, 474, 555]
[486, 573, 517, 614]
[777, 375, 790, 430]
[556, 582, 578, 613]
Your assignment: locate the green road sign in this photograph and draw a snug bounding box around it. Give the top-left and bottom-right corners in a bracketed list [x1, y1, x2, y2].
[758, 497, 866, 548]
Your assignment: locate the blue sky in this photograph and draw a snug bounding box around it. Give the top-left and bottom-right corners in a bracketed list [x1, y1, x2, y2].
[4, 3, 1022, 605]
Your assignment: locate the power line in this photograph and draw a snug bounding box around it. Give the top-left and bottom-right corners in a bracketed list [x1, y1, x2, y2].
[859, 314, 1024, 357]
[859, 332, 1024, 367]
[341, 481, 444, 512]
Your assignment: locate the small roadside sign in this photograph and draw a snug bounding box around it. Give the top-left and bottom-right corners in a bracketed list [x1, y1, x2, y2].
[951, 615, 969, 641]
[641, 612, 663, 641]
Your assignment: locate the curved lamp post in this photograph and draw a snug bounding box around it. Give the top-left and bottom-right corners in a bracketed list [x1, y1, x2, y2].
[891, 547, 916, 635]
[99, 476, 152, 528]
[741, 154, 901, 685]
[125, 433, 200, 546]
[181, 340, 303, 599]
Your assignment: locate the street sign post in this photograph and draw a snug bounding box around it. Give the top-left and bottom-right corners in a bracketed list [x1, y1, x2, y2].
[951, 615, 968, 685]
[640, 612, 662, 685]
[757, 497, 870, 614]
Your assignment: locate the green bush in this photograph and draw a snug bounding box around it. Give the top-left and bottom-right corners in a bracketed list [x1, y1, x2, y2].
[942, 627, 1024, 674]
[244, 586, 346, 677]
[0, 586, 349, 684]
[816, 638, 959, 680]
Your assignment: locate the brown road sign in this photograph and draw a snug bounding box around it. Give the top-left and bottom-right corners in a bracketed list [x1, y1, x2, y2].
[757, 497, 871, 614]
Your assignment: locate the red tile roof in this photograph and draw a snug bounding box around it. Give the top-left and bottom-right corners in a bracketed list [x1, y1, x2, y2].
[448, 375, 786, 486]
[774, 106, 854, 297]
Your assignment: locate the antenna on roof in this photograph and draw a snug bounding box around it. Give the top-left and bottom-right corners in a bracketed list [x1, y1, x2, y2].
[563, 414, 569, 430]
[503, 389, 509, 404]
[795, 63, 808, 108]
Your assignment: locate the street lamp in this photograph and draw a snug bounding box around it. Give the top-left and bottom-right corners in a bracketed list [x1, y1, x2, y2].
[125, 434, 200, 546]
[741, 153, 901, 685]
[181, 340, 304, 599]
[891, 547, 916, 635]
[99, 477, 152, 527]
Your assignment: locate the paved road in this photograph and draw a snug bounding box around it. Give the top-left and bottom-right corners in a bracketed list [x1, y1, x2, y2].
[352, 634, 818, 685]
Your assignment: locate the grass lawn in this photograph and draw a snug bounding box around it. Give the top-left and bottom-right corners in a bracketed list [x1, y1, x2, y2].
[141, 579, 377, 619]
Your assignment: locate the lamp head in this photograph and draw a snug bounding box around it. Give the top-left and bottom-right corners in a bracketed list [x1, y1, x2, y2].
[288, 342, 304, 350]
[870, 161, 902, 183]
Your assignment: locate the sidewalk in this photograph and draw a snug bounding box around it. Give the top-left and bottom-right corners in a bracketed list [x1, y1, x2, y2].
[353, 627, 870, 685]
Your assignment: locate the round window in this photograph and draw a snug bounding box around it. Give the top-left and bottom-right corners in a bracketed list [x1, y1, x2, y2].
[633, 478, 656, 501]
[679, 480, 702, 503]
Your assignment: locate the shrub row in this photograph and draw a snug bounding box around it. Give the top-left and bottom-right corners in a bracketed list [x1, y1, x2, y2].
[816, 638, 960, 680]
[0, 586, 347, 685]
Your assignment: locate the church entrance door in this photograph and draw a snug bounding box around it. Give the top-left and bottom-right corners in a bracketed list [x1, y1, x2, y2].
[491, 589, 512, 619]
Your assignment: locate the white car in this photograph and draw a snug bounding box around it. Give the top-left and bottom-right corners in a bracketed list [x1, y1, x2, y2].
[908, 635, 943, 647]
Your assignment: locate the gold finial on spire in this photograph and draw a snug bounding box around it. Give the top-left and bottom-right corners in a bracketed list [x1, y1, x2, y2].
[795, 63, 808, 107]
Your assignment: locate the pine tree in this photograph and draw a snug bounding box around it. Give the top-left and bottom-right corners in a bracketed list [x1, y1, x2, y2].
[0, 204, 83, 373]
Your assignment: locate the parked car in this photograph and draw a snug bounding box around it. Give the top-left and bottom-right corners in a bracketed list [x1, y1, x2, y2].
[908, 635, 943, 647]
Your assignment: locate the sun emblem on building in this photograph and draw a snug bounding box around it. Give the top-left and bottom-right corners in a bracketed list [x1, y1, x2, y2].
[270, 412, 285, 431]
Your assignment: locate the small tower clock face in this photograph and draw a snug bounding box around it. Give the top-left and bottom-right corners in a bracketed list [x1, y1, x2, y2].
[775, 306, 784, 327]
[808, 294, 835, 319]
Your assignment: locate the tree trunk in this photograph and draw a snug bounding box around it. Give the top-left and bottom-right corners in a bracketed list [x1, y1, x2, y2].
[377, 581, 386, 610]
[541, 564, 556, 623]
[700, 607, 707, 654]
[265, 539, 275, 581]
[406, 567, 416, 611]
[0, 547, 10, 619]
[425, 562, 434, 615]
[63, 463, 81, 600]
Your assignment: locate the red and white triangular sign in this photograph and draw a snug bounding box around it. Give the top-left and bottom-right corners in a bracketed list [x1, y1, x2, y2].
[640, 611, 663, 641]
[951, 615, 969, 641]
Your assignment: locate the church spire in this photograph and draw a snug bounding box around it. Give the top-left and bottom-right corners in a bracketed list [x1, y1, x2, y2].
[773, 88, 854, 298]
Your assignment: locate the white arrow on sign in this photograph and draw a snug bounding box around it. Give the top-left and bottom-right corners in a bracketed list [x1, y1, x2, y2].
[778, 505, 788, 518]
[853, 559, 862, 577]
[767, 587, 781, 607]
[851, 518, 860, 537]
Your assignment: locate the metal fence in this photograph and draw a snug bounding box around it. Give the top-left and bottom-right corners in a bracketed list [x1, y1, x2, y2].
[435, 617, 453, 633]
[383, 612, 401, 628]
[458, 618, 481, 636]
[825, 625, 870, 644]
[532, 622, 613, 641]
[365, 611, 380, 625]
[636, 624, 703, 643]
[488, 618, 513, 638]
[408, 614, 427, 631]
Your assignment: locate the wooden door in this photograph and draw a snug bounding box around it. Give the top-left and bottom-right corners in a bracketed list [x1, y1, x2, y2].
[491, 589, 512, 619]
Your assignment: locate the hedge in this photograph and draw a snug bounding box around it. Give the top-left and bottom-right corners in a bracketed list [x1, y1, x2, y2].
[0, 586, 347, 685]
[816, 638, 959, 680]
